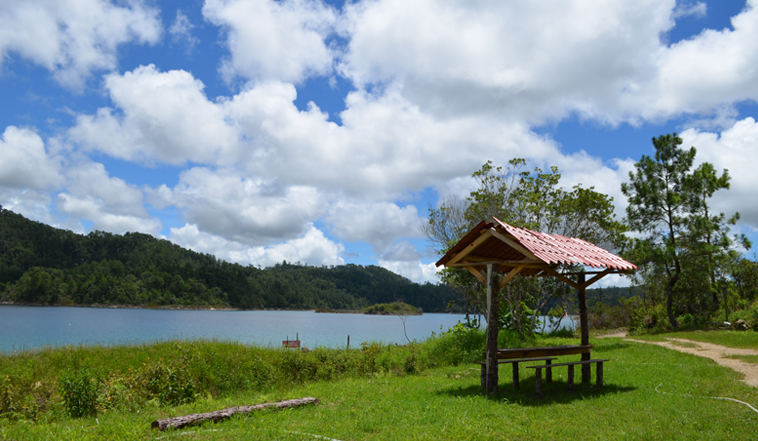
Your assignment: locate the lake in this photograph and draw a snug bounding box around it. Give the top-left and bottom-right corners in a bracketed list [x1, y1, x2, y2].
[0, 305, 577, 354]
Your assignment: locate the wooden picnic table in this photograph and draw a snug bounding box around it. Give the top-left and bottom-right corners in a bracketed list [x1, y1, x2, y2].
[478, 345, 593, 391]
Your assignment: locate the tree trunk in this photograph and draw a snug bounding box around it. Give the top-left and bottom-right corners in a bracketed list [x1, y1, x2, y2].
[485, 264, 499, 395]
[151, 397, 320, 431]
[577, 273, 590, 383]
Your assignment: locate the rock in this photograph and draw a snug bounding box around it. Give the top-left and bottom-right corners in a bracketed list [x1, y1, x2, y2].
[732, 319, 750, 331]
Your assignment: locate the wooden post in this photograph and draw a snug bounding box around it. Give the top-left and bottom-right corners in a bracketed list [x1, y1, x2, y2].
[577, 273, 590, 384]
[485, 263, 499, 395]
[512, 362, 519, 390]
[534, 367, 543, 399]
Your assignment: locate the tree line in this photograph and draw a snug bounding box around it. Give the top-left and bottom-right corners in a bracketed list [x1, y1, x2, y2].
[425, 134, 758, 333]
[0, 207, 456, 312]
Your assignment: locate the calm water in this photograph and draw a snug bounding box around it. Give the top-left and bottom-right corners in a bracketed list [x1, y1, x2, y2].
[0, 305, 473, 353]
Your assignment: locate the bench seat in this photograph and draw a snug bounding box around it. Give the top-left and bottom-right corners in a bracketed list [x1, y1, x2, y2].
[527, 359, 610, 398]
[476, 357, 557, 390]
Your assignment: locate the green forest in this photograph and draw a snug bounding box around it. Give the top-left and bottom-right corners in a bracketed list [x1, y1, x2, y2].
[425, 135, 758, 334]
[0, 206, 456, 312]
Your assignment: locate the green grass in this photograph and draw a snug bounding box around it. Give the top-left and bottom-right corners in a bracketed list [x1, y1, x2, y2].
[630, 329, 758, 349]
[2, 334, 758, 440]
[725, 354, 758, 364]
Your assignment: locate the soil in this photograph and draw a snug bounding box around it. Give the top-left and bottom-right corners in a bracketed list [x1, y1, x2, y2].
[606, 330, 758, 388]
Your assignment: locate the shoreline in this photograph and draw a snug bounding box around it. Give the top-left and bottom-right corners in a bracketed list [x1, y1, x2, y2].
[0, 301, 441, 314]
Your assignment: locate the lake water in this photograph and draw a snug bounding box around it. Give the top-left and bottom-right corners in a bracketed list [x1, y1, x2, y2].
[0, 305, 577, 354]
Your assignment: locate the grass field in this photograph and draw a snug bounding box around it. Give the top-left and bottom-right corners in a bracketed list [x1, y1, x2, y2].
[2, 331, 758, 440]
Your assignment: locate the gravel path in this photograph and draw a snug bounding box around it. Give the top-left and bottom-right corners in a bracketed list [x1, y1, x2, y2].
[623, 336, 758, 388]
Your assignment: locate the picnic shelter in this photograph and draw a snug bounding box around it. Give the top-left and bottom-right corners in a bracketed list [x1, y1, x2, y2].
[436, 217, 637, 395]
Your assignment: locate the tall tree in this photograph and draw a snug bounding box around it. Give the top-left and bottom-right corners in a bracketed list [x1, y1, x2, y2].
[424, 159, 626, 333]
[621, 133, 746, 328]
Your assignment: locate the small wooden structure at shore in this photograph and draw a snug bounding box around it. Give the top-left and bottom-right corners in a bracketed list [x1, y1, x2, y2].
[436, 217, 636, 395]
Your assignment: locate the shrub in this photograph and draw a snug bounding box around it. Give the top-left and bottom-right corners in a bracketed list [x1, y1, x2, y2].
[59, 366, 99, 418]
[139, 359, 197, 406]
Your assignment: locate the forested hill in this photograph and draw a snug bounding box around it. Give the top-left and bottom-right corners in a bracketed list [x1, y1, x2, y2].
[0, 207, 455, 311]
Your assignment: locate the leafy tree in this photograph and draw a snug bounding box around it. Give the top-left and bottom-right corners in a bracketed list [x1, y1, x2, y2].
[621, 133, 748, 328]
[424, 159, 626, 334]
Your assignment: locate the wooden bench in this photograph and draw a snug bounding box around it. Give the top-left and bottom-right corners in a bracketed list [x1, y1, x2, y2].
[475, 357, 557, 390]
[526, 359, 610, 398]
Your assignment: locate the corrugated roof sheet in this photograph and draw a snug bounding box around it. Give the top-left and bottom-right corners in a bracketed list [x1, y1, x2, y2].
[436, 217, 636, 273]
[492, 218, 636, 271]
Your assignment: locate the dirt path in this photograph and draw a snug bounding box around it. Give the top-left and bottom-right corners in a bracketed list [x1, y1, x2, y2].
[624, 337, 758, 387]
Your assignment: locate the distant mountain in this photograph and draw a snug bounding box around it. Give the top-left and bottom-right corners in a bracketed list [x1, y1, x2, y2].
[0, 206, 456, 312]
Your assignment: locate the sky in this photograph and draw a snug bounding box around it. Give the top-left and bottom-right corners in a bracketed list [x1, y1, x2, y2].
[1, 0, 757, 288]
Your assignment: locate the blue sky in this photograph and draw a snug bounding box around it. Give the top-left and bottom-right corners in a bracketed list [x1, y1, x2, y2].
[1, 0, 757, 286]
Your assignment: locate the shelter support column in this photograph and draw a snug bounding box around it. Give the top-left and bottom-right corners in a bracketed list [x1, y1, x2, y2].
[577, 273, 590, 383]
[485, 263, 499, 395]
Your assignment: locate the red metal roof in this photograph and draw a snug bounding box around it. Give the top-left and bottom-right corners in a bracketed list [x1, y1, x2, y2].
[436, 217, 636, 273]
[491, 218, 636, 271]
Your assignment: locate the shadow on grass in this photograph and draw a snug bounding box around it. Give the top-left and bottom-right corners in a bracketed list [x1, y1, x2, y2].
[435, 380, 636, 406]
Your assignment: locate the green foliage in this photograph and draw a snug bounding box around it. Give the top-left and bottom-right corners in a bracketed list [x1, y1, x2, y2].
[59, 366, 99, 418]
[362, 301, 421, 315]
[498, 301, 532, 334]
[0, 206, 455, 312]
[622, 134, 750, 328]
[424, 159, 627, 332]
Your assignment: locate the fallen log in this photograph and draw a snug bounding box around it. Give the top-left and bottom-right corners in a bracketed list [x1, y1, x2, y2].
[151, 397, 320, 431]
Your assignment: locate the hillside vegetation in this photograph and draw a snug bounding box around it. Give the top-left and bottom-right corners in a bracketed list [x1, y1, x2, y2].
[0, 207, 454, 311]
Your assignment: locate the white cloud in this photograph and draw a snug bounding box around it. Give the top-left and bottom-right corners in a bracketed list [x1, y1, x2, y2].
[672, 2, 707, 19]
[170, 223, 344, 268]
[627, 1, 758, 121]
[149, 167, 327, 246]
[203, 0, 337, 83]
[378, 259, 440, 284]
[327, 202, 423, 251]
[169, 10, 199, 52]
[69, 65, 240, 165]
[55, 160, 161, 235]
[0, 0, 161, 89]
[0, 126, 62, 190]
[0, 188, 55, 225]
[340, 0, 675, 125]
[680, 117, 758, 229]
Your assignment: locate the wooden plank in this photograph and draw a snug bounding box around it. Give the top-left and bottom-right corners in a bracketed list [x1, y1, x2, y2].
[446, 229, 494, 266]
[465, 266, 487, 284]
[525, 359, 610, 369]
[498, 263, 526, 290]
[581, 269, 612, 289]
[493, 345, 592, 360]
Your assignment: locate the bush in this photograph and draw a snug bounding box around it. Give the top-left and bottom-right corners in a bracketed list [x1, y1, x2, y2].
[59, 366, 99, 418]
[139, 359, 197, 406]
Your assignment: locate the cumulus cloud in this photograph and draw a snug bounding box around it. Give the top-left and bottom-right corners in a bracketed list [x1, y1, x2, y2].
[148, 167, 327, 246]
[170, 223, 344, 268]
[340, 0, 674, 125]
[203, 0, 337, 83]
[0, 126, 62, 190]
[56, 161, 161, 235]
[624, 1, 758, 121]
[378, 259, 440, 284]
[69, 65, 240, 166]
[0, 0, 161, 89]
[680, 117, 758, 229]
[327, 202, 423, 251]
